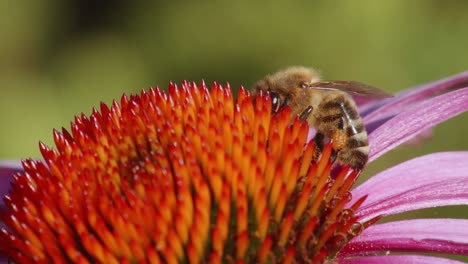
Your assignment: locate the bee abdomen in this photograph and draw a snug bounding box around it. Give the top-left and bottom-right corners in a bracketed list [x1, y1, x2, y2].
[340, 128, 369, 169]
[347, 135, 367, 149]
[339, 147, 369, 170]
[345, 121, 364, 137]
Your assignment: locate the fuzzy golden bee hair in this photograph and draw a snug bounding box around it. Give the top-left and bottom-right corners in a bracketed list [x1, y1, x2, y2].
[252, 66, 392, 169]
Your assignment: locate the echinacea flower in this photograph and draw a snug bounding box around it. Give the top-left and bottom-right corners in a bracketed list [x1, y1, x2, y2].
[0, 72, 467, 263]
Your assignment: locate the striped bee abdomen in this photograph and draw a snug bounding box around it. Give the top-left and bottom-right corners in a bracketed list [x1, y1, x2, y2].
[316, 93, 369, 169]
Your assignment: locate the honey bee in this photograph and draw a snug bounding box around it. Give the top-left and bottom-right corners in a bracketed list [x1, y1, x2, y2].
[252, 66, 392, 169]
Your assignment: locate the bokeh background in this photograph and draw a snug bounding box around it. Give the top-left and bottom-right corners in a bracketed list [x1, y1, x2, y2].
[1, 1, 468, 257]
[2, 0, 468, 159]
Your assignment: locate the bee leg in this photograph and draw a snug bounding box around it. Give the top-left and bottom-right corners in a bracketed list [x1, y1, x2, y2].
[299, 106, 313, 122]
[314, 132, 339, 165]
[329, 150, 338, 164]
[313, 132, 325, 159]
[282, 96, 290, 109]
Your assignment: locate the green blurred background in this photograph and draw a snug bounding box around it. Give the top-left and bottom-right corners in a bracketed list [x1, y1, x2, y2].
[0, 0, 467, 260]
[2, 0, 468, 159]
[2, 2, 468, 171]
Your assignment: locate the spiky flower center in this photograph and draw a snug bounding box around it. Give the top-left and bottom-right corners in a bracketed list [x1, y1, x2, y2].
[0, 81, 369, 263]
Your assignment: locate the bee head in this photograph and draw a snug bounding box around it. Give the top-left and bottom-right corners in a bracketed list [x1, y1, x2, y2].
[273, 66, 321, 89]
[252, 79, 287, 114]
[252, 67, 320, 114]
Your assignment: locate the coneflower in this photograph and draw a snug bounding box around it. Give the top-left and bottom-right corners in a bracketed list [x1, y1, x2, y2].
[0, 71, 467, 263]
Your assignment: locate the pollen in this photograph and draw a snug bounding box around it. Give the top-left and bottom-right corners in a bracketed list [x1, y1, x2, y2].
[0, 81, 370, 263]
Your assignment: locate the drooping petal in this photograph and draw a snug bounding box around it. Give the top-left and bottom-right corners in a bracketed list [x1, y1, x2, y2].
[360, 71, 468, 119]
[350, 152, 468, 222]
[368, 87, 468, 162]
[0, 161, 22, 177]
[0, 161, 22, 209]
[341, 219, 468, 257]
[337, 254, 467, 264]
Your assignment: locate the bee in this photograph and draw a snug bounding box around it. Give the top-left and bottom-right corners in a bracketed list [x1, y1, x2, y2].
[252, 66, 392, 169]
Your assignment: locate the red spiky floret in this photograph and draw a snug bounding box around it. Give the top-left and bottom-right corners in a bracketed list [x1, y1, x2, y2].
[0, 81, 370, 263]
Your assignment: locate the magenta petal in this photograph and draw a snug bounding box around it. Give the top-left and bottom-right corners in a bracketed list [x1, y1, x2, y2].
[0, 160, 22, 174]
[337, 255, 466, 264]
[360, 71, 468, 120]
[0, 160, 22, 185]
[368, 87, 468, 162]
[350, 152, 468, 222]
[0, 160, 23, 209]
[341, 219, 468, 258]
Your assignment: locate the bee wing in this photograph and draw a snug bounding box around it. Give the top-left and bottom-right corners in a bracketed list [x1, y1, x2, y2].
[307, 81, 393, 98]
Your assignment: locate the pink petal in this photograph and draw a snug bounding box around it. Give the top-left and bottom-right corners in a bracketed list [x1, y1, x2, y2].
[0, 160, 22, 209]
[368, 87, 468, 162]
[341, 219, 468, 257]
[0, 160, 22, 172]
[360, 71, 468, 120]
[350, 152, 468, 222]
[337, 255, 466, 264]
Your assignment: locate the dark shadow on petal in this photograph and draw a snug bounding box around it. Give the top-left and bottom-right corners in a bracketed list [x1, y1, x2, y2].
[365, 115, 394, 135]
[0, 161, 23, 210]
